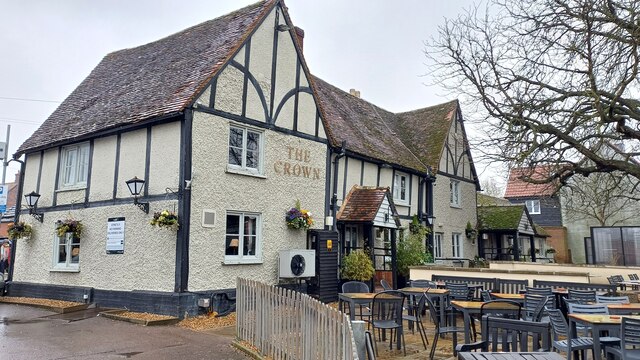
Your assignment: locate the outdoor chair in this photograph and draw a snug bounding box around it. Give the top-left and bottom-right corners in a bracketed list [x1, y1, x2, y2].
[370, 290, 406, 356]
[526, 286, 553, 296]
[608, 275, 627, 291]
[568, 288, 597, 304]
[380, 279, 392, 291]
[522, 293, 550, 322]
[445, 282, 474, 300]
[547, 307, 596, 360]
[596, 295, 630, 304]
[425, 295, 464, 360]
[629, 273, 639, 281]
[410, 279, 436, 288]
[456, 315, 550, 353]
[480, 290, 493, 302]
[470, 299, 522, 343]
[365, 330, 376, 360]
[605, 317, 640, 360]
[342, 281, 370, 320]
[401, 292, 429, 350]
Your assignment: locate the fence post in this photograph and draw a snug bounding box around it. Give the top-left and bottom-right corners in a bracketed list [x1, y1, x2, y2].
[351, 320, 366, 360]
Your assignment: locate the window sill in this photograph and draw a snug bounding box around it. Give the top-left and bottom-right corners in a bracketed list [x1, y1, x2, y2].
[394, 200, 409, 207]
[225, 167, 266, 179]
[50, 267, 80, 273]
[222, 259, 263, 266]
[450, 204, 461, 209]
[56, 186, 87, 193]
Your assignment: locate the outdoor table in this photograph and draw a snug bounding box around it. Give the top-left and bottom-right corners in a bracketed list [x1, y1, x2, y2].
[459, 352, 563, 360]
[450, 300, 521, 344]
[399, 287, 450, 327]
[567, 314, 640, 360]
[338, 293, 375, 321]
[337, 292, 402, 350]
[491, 293, 525, 302]
[605, 303, 640, 315]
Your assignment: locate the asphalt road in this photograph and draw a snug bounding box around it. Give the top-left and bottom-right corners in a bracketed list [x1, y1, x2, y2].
[0, 304, 248, 360]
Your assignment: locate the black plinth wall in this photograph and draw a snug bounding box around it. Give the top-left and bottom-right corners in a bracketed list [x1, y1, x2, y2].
[307, 229, 339, 303]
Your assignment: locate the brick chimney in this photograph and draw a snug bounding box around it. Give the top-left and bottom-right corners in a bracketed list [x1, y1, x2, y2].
[294, 26, 304, 52]
[349, 89, 361, 98]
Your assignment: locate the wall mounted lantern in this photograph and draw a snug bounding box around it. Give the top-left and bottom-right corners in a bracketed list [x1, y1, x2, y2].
[24, 191, 44, 222]
[125, 176, 149, 214]
[422, 214, 436, 227]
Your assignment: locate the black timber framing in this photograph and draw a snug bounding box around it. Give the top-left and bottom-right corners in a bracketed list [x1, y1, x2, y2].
[209, 80, 217, 108]
[84, 140, 94, 205]
[436, 170, 476, 185]
[194, 106, 326, 145]
[19, 192, 179, 215]
[342, 156, 348, 200]
[269, 7, 280, 120]
[112, 134, 122, 200]
[241, 38, 251, 118]
[292, 58, 301, 132]
[175, 110, 193, 293]
[324, 148, 332, 223]
[35, 150, 43, 193]
[359, 160, 364, 186]
[144, 127, 152, 197]
[52, 146, 61, 206]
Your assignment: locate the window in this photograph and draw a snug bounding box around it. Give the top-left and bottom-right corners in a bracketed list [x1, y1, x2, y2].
[393, 172, 408, 204]
[452, 233, 463, 258]
[224, 212, 262, 263]
[53, 232, 80, 270]
[59, 143, 89, 189]
[450, 180, 460, 207]
[434, 233, 443, 258]
[525, 200, 541, 214]
[228, 125, 263, 174]
[345, 225, 358, 250]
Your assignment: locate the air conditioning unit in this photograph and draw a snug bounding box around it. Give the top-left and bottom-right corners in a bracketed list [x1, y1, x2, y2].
[279, 249, 316, 278]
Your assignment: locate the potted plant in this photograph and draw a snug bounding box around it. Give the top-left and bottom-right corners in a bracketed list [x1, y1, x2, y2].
[56, 219, 83, 239]
[8, 222, 32, 240]
[340, 249, 375, 282]
[397, 215, 431, 288]
[150, 210, 179, 231]
[545, 248, 556, 256]
[285, 200, 314, 230]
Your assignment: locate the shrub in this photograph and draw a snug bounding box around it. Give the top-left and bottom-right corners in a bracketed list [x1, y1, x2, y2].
[397, 215, 431, 276]
[340, 249, 375, 281]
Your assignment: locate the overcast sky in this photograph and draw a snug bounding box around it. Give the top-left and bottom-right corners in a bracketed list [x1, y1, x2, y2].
[0, 0, 501, 186]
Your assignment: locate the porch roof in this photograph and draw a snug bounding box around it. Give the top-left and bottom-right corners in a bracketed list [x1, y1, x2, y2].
[336, 186, 400, 228]
[477, 205, 525, 231]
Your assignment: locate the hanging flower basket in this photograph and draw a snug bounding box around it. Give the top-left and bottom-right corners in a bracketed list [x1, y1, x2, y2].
[285, 200, 314, 230]
[56, 219, 83, 239]
[150, 210, 179, 231]
[8, 222, 32, 240]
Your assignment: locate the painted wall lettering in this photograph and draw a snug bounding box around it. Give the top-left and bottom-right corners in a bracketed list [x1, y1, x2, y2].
[274, 146, 321, 180]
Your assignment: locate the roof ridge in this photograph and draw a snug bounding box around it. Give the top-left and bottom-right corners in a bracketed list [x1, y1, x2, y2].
[395, 99, 459, 116]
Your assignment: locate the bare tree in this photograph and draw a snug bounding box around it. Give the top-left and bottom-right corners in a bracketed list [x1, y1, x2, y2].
[426, 0, 640, 186]
[480, 177, 504, 197]
[561, 172, 640, 225]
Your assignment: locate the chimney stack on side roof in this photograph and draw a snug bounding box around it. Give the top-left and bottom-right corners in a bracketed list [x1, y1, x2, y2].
[294, 26, 304, 52]
[349, 89, 361, 98]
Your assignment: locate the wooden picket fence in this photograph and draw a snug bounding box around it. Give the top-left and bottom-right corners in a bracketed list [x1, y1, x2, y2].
[236, 278, 359, 360]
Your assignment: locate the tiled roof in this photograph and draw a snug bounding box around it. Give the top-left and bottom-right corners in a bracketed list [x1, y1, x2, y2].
[312, 77, 427, 173]
[16, 0, 275, 155]
[477, 205, 525, 230]
[504, 166, 559, 198]
[392, 101, 458, 172]
[533, 224, 550, 237]
[337, 186, 399, 226]
[477, 193, 511, 206]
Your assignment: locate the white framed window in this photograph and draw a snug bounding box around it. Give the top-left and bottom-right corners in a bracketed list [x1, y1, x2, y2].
[393, 172, 408, 204]
[345, 225, 358, 250]
[228, 125, 263, 175]
[452, 233, 463, 258]
[434, 233, 443, 258]
[525, 199, 541, 214]
[450, 180, 461, 207]
[52, 232, 80, 270]
[59, 142, 90, 189]
[224, 211, 262, 264]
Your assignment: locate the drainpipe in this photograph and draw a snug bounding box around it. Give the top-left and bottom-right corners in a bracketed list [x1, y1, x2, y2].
[6, 157, 25, 284]
[330, 141, 346, 229]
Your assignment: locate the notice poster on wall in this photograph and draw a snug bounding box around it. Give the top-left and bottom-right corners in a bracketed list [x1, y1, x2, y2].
[106, 217, 125, 254]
